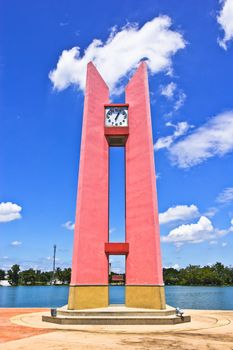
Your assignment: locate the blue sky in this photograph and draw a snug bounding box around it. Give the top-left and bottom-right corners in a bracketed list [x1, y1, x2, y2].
[1, 0, 233, 274]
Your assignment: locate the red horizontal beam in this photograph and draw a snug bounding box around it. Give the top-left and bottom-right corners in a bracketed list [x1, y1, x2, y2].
[105, 242, 129, 255]
[104, 103, 129, 107]
[104, 126, 129, 136]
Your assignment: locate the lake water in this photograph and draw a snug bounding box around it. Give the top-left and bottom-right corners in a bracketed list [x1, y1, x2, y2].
[1, 285, 233, 310]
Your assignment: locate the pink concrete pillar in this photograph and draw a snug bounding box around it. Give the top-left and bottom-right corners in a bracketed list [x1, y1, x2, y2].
[125, 63, 164, 294]
[68, 62, 110, 309]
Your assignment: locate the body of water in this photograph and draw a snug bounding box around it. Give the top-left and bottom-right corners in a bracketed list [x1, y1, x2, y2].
[1, 285, 233, 310]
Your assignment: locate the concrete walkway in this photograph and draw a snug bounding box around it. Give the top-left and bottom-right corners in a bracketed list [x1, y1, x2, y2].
[1, 308, 233, 349]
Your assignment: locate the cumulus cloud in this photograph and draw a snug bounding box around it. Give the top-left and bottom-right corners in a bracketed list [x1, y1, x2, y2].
[160, 82, 177, 99]
[49, 16, 186, 94]
[159, 204, 200, 224]
[162, 216, 233, 246]
[216, 187, 233, 204]
[168, 111, 233, 168]
[154, 121, 190, 150]
[0, 202, 22, 223]
[217, 0, 233, 50]
[11, 240, 22, 246]
[161, 216, 215, 244]
[62, 221, 75, 230]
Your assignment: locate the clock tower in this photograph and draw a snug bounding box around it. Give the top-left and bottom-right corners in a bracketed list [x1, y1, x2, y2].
[68, 61, 165, 310]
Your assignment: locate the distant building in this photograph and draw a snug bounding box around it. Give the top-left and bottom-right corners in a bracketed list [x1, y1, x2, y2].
[0, 280, 10, 287]
[111, 274, 124, 284]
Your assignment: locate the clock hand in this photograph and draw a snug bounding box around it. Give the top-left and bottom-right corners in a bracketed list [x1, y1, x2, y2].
[115, 112, 120, 121]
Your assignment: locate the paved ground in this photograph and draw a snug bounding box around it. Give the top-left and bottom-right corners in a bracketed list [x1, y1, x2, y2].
[1, 308, 233, 349]
[0, 308, 53, 343]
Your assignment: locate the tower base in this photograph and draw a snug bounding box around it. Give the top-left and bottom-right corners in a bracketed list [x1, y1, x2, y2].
[68, 286, 108, 310]
[126, 285, 166, 309]
[42, 304, 191, 325]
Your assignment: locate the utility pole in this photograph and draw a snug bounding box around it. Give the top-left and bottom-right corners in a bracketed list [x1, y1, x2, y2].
[52, 244, 56, 285]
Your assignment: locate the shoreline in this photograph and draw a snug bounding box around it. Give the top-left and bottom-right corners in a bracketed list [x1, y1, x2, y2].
[2, 284, 233, 287]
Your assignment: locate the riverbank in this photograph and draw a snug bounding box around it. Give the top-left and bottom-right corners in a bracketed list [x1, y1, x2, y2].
[1, 308, 233, 349]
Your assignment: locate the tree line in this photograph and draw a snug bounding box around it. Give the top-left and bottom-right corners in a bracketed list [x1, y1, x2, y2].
[1, 262, 233, 286]
[0, 265, 71, 286]
[163, 262, 233, 286]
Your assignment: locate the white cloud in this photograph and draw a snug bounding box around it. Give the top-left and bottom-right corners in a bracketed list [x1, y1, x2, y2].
[161, 216, 215, 244]
[168, 111, 233, 168]
[159, 204, 199, 225]
[160, 82, 177, 99]
[62, 221, 75, 230]
[217, 0, 233, 50]
[209, 240, 218, 245]
[109, 227, 116, 234]
[222, 242, 227, 247]
[216, 187, 233, 204]
[160, 83, 186, 115]
[204, 207, 219, 218]
[0, 202, 22, 223]
[172, 263, 180, 269]
[49, 16, 186, 94]
[164, 263, 180, 269]
[174, 91, 186, 111]
[231, 218, 233, 227]
[154, 121, 190, 150]
[46, 256, 59, 261]
[162, 216, 233, 245]
[229, 218, 233, 232]
[11, 240, 22, 246]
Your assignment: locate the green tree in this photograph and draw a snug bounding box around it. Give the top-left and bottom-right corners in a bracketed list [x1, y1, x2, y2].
[7, 264, 20, 286]
[163, 263, 233, 286]
[0, 269, 5, 280]
[38, 271, 53, 284]
[19, 268, 37, 285]
[55, 267, 71, 284]
[163, 268, 180, 285]
[60, 268, 71, 284]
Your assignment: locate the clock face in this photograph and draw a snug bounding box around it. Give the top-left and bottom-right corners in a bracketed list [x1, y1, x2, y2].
[105, 107, 128, 127]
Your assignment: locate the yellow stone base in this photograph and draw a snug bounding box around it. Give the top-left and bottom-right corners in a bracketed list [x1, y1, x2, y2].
[126, 285, 166, 309]
[68, 285, 109, 310]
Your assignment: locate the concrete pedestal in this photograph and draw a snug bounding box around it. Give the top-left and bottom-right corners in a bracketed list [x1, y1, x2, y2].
[125, 285, 166, 309]
[68, 286, 108, 310]
[42, 305, 191, 325]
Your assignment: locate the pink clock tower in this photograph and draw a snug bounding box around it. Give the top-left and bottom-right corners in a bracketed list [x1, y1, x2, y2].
[68, 61, 165, 310]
